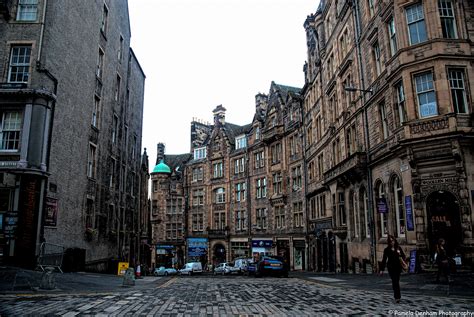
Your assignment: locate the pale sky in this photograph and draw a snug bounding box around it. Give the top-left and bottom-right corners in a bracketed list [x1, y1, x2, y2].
[128, 0, 319, 168]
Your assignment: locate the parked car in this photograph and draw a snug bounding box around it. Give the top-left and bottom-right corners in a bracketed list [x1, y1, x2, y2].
[253, 256, 288, 277]
[233, 258, 252, 274]
[213, 262, 239, 275]
[153, 266, 177, 276]
[179, 262, 203, 275]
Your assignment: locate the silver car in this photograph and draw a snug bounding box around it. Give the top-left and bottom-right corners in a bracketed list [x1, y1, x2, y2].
[213, 262, 239, 275]
[153, 266, 177, 276]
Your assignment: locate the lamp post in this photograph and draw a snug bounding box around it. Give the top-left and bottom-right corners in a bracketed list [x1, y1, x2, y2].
[344, 86, 377, 273]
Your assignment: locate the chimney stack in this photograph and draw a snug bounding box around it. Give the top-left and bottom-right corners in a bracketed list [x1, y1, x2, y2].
[213, 105, 226, 126]
[156, 143, 165, 164]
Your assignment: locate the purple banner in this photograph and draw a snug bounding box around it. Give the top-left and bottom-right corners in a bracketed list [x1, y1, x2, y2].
[405, 195, 414, 231]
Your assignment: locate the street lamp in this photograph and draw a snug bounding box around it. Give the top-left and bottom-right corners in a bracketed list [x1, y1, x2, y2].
[344, 86, 377, 272]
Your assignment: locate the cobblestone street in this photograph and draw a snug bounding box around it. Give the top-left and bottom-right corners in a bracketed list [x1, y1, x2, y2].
[1, 275, 473, 316]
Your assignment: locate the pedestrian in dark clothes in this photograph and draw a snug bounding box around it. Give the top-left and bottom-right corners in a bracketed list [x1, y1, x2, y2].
[435, 238, 450, 283]
[379, 235, 406, 303]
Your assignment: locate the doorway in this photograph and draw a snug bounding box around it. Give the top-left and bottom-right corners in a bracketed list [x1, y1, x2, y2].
[426, 191, 462, 256]
[213, 243, 226, 265]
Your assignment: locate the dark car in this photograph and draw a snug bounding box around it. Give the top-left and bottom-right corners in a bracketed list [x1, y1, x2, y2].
[253, 256, 289, 277]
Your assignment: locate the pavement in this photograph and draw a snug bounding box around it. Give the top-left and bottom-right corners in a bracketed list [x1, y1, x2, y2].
[1, 265, 473, 299]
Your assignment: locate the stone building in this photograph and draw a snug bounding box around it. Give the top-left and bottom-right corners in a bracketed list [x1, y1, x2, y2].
[152, 82, 307, 270]
[0, 0, 148, 270]
[303, 0, 474, 272]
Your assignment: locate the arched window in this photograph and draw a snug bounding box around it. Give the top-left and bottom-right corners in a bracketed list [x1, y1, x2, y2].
[375, 181, 388, 238]
[214, 187, 225, 204]
[359, 187, 369, 238]
[392, 176, 405, 237]
[349, 190, 358, 239]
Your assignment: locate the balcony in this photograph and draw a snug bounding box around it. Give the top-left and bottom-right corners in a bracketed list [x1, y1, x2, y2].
[262, 124, 284, 143]
[324, 152, 367, 186]
[207, 228, 229, 239]
[406, 114, 472, 140]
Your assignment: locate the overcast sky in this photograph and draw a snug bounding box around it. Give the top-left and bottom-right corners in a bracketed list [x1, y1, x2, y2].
[128, 0, 318, 168]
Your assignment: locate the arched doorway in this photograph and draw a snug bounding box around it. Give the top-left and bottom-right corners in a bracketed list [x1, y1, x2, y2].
[426, 191, 462, 256]
[213, 243, 226, 265]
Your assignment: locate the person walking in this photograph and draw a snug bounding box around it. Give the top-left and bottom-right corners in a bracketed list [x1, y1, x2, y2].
[379, 235, 407, 303]
[435, 238, 450, 283]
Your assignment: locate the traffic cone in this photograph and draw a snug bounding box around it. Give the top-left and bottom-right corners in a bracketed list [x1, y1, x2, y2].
[136, 264, 141, 278]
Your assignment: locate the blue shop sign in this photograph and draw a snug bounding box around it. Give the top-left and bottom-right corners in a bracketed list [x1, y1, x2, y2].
[156, 245, 174, 250]
[252, 240, 273, 248]
[188, 238, 208, 257]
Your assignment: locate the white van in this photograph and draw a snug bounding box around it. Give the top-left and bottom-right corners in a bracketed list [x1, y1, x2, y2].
[179, 262, 203, 275]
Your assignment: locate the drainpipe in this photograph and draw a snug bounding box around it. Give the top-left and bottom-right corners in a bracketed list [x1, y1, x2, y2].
[352, 0, 377, 271]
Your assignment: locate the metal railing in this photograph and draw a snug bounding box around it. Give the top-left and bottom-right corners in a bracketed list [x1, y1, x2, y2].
[36, 242, 65, 273]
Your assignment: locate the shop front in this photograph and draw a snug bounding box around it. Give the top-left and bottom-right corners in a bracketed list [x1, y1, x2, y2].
[155, 245, 175, 268]
[251, 239, 273, 260]
[187, 237, 208, 266]
[293, 239, 306, 270]
[230, 238, 249, 260]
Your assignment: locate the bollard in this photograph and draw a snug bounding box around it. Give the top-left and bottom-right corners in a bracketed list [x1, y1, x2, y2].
[122, 267, 135, 286]
[40, 267, 56, 290]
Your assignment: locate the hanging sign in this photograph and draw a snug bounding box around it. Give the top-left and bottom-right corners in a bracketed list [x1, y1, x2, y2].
[405, 195, 414, 231]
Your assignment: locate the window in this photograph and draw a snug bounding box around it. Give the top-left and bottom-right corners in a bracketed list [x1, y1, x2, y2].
[377, 182, 388, 238]
[332, 138, 340, 166]
[379, 102, 389, 140]
[438, 0, 457, 39]
[112, 114, 118, 144]
[275, 205, 285, 229]
[393, 176, 405, 237]
[92, 97, 100, 128]
[109, 157, 116, 188]
[87, 143, 97, 178]
[214, 211, 226, 230]
[254, 151, 265, 169]
[236, 210, 247, 230]
[235, 135, 247, 149]
[192, 166, 204, 181]
[310, 197, 316, 220]
[234, 157, 245, 174]
[115, 75, 121, 101]
[395, 82, 407, 125]
[256, 208, 267, 229]
[272, 172, 282, 195]
[152, 180, 158, 192]
[235, 182, 246, 202]
[318, 193, 326, 217]
[256, 177, 267, 199]
[101, 4, 109, 35]
[368, 0, 375, 17]
[193, 147, 206, 160]
[118, 35, 124, 61]
[255, 127, 260, 141]
[338, 192, 346, 226]
[406, 3, 427, 45]
[213, 162, 223, 178]
[317, 153, 324, 180]
[289, 135, 300, 156]
[192, 189, 205, 206]
[415, 72, 438, 118]
[215, 188, 225, 204]
[372, 42, 382, 77]
[166, 198, 182, 214]
[359, 188, 368, 238]
[448, 69, 468, 113]
[387, 17, 398, 56]
[192, 213, 204, 231]
[349, 191, 358, 239]
[97, 48, 104, 78]
[292, 165, 302, 191]
[293, 202, 303, 228]
[0, 111, 22, 151]
[346, 125, 356, 156]
[16, 0, 38, 21]
[8, 46, 31, 83]
[271, 143, 282, 164]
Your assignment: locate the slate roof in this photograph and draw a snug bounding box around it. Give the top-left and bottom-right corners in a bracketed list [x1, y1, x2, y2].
[164, 153, 193, 173]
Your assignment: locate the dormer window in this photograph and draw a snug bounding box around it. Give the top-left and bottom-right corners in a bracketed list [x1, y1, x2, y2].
[255, 127, 260, 141]
[194, 147, 206, 160]
[235, 135, 247, 150]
